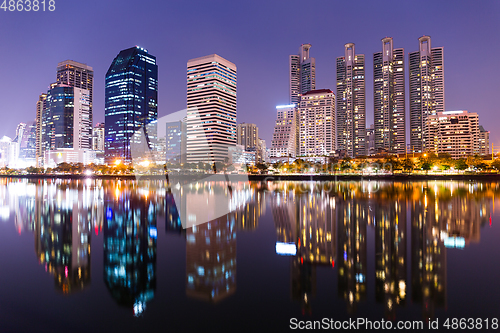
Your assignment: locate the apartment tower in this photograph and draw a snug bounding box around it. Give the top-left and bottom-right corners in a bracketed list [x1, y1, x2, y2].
[337, 43, 366, 157]
[409, 36, 444, 153]
[373, 37, 405, 154]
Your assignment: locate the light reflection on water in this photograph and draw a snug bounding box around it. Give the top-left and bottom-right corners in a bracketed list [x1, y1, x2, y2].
[0, 178, 498, 331]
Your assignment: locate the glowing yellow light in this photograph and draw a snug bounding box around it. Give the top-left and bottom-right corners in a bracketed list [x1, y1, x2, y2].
[114, 159, 121, 166]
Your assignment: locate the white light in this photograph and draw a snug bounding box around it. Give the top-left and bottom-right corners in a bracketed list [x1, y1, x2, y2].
[276, 242, 297, 256]
[85, 170, 92, 176]
[276, 104, 295, 109]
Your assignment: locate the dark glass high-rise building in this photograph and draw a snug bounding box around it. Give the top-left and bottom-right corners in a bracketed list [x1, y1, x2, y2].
[105, 46, 158, 164]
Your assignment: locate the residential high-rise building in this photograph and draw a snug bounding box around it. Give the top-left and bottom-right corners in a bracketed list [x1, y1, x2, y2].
[92, 123, 105, 151]
[35, 93, 47, 167]
[236, 123, 259, 150]
[186, 54, 237, 163]
[166, 120, 187, 164]
[105, 46, 158, 164]
[336, 43, 366, 157]
[290, 44, 316, 105]
[374, 37, 405, 154]
[479, 125, 490, 156]
[270, 104, 298, 158]
[299, 89, 335, 156]
[56, 60, 94, 126]
[425, 110, 479, 159]
[409, 36, 444, 153]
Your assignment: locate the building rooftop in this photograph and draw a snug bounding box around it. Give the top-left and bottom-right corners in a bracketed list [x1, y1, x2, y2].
[302, 89, 333, 96]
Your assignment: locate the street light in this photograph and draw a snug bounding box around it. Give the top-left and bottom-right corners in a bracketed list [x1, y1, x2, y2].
[114, 159, 121, 166]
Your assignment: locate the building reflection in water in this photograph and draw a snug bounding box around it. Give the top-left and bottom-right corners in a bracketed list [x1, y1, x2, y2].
[271, 182, 336, 314]
[103, 181, 158, 316]
[372, 185, 407, 319]
[186, 216, 237, 303]
[336, 183, 367, 314]
[0, 178, 497, 319]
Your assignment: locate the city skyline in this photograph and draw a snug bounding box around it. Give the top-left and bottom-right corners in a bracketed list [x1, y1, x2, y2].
[0, 1, 498, 149]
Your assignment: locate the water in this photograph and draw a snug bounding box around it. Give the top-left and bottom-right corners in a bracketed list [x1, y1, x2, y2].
[0, 178, 499, 332]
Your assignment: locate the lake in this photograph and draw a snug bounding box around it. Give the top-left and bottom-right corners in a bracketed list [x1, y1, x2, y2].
[0, 178, 499, 332]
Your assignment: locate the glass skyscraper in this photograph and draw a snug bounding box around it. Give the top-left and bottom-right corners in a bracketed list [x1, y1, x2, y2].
[105, 46, 158, 164]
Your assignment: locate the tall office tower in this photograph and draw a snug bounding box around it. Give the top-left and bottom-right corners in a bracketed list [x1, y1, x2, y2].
[92, 123, 105, 151]
[56, 60, 94, 126]
[425, 110, 480, 159]
[35, 93, 47, 167]
[186, 54, 237, 163]
[43, 84, 92, 151]
[409, 36, 444, 153]
[270, 104, 298, 158]
[290, 44, 316, 105]
[298, 89, 335, 156]
[374, 37, 405, 154]
[337, 43, 366, 157]
[105, 46, 158, 164]
[236, 123, 259, 150]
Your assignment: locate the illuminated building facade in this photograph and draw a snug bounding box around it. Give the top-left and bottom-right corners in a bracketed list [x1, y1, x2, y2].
[41, 83, 93, 166]
[105, 46, 158, 164]
[425, 110, 479, 159]
[186, 54, 237, 163]
[290, 44, 316, 105]
[409, 36, 444, 153]
[298, 89, 335, 156]
[36, 93, 47, 167]
[336, 43, 366, 157]
[373, 37, 405, 154]
[270, 104, 298, 158]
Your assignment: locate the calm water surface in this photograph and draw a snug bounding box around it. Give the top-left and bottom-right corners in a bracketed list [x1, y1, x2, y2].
[0, 178, 499, 332]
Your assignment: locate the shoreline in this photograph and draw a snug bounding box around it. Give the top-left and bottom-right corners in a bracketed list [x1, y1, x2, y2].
[1, 173, 500, 181]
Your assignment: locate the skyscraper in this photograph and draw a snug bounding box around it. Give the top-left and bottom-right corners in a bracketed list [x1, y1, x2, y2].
[44, 84, 91, 151]
[298, 89, 335, 156]
[373, 37, 405, 154]
[56, 60, 94, 127]
[409, 36, 444, 153]
[337, 43, 366, 157]
[105, 46, 158, 164]
[290, 44, 316, 105]
[186, 54, 237, 163]
[35, 93, 47, 167]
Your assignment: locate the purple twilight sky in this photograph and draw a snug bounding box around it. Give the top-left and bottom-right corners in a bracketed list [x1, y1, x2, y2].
[0, 0, 499, 147]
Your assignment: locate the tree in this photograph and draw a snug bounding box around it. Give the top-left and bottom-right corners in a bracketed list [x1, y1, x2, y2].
[455, 158, 468, 171]
[256, 163, 268, 174]
[401, 158, 414, 173]
[491, 159, 500, 171]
